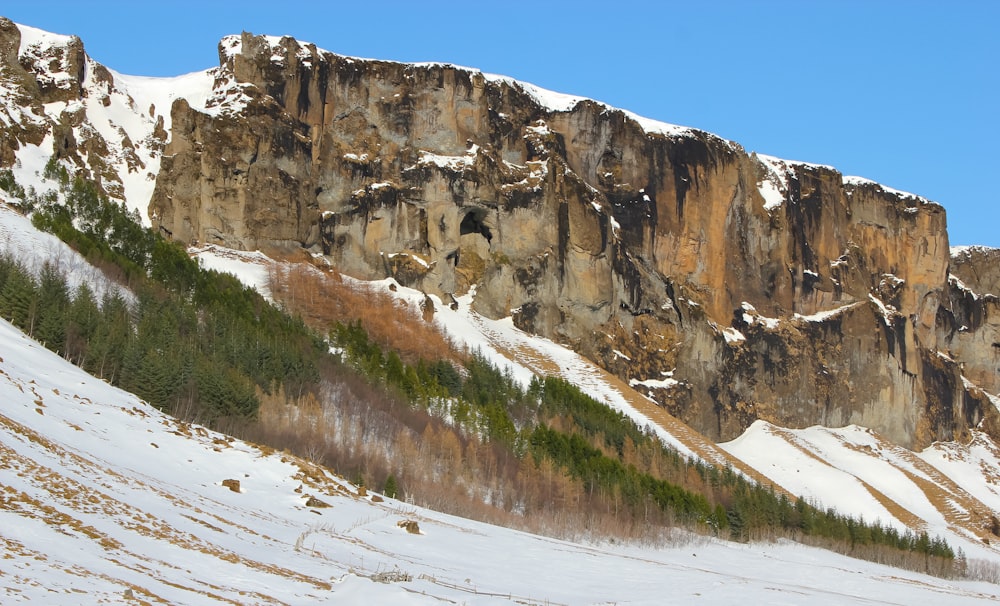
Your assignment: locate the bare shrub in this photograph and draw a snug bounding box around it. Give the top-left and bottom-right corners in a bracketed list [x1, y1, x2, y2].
[965, 558, 1000, 584]
[267, 264, 460, 365]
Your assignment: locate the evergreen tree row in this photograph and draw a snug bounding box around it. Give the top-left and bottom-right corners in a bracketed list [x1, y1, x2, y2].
[1, 168, 326, 421]
[328, 317, 955, 563]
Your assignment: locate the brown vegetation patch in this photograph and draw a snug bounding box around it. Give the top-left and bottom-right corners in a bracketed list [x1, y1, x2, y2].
[182, 515, 224, 533]
[267, 264, 460, 365]
[856, 478, 928, 533]
[305, 495, 330, 508]
[837, 430, 996, 540]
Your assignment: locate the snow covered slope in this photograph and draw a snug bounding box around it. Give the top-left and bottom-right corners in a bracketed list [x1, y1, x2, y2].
[192, 245, 1000, 565]
[722, 421, 1000, 561]
[5, 314, 1000, 603]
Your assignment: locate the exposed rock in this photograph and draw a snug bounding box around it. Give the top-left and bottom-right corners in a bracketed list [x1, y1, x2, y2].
[397, 519, 420, 534]
[221, 478, 241, 493]
[939, 251, 1000, 399]
[17, 28, 86, 104]
[952, 247, 1000, 297]
[133, 32, 1000, 449]
[0, 18, 47, 164]
[305, 494, 330, 508]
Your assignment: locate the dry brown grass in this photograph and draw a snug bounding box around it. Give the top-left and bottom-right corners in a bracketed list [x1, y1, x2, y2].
[0, 406, 338, 594]
[267, 264, 461, 365]
[824, 427, 998, 543]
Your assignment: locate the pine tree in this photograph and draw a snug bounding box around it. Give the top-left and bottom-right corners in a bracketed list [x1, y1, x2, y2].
[34, 262, 69, 353]
[65, 283, 100, 365]
[383, 474, 399, 499]
[0, 253, 18, 293]
[0, 263, 37, 332]
[89, 291, 131, 382]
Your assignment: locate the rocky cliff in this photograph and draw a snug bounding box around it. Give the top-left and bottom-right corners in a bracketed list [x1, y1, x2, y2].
[3, 24, 996, 450]
[945, 247, 1000, 434]
[146, 32, 1000, 448]
[0, 18, 197, 218]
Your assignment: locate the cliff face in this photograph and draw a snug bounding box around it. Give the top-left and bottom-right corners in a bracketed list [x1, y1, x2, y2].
[106, 32, 1000, 448]
[943, 247, 1000, 426]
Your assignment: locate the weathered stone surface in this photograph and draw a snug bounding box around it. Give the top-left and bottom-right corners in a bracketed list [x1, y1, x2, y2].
[0, 20, 162, 205]
[938, 270, 1000, 400]
[143, 32, 1000, 449]
[0, 18, 47, 164]
[151, 94, 319, 251]
[952, 247, 1000, 297]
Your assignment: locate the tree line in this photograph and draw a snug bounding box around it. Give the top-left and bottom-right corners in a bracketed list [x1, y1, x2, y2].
[329, 317, 956, 569]
[1, 167, 326, 421]
[0, 165, 961, 577]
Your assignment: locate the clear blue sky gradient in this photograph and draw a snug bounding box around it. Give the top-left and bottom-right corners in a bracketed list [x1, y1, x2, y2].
[5, 1, 997, 247]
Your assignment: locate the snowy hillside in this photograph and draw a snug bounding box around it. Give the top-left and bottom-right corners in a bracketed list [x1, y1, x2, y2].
[194, 245, 1000, 562]
[723, 421, 1000, 562]
[5, 314, 1000, 604]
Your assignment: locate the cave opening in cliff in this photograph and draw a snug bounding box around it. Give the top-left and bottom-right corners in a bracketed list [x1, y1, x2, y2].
[460, 208, 492, 244]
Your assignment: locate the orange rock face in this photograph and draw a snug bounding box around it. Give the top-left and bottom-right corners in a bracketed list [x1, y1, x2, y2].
[149, 32, 997, 449]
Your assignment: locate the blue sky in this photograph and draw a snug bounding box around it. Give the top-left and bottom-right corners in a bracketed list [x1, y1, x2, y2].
[5, 1, 997, 247]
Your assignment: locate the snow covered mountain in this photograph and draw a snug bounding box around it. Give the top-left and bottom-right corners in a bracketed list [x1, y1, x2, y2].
[3, 16, 1000, 602]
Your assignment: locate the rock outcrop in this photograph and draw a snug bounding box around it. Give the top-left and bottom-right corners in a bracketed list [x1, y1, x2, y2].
[0, 18, 168, 212]
[942, 247, 1000, 418]
[0, 18, 50, 164]
[4, 26, 994, 450]
[952, 247, 1000, 297]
